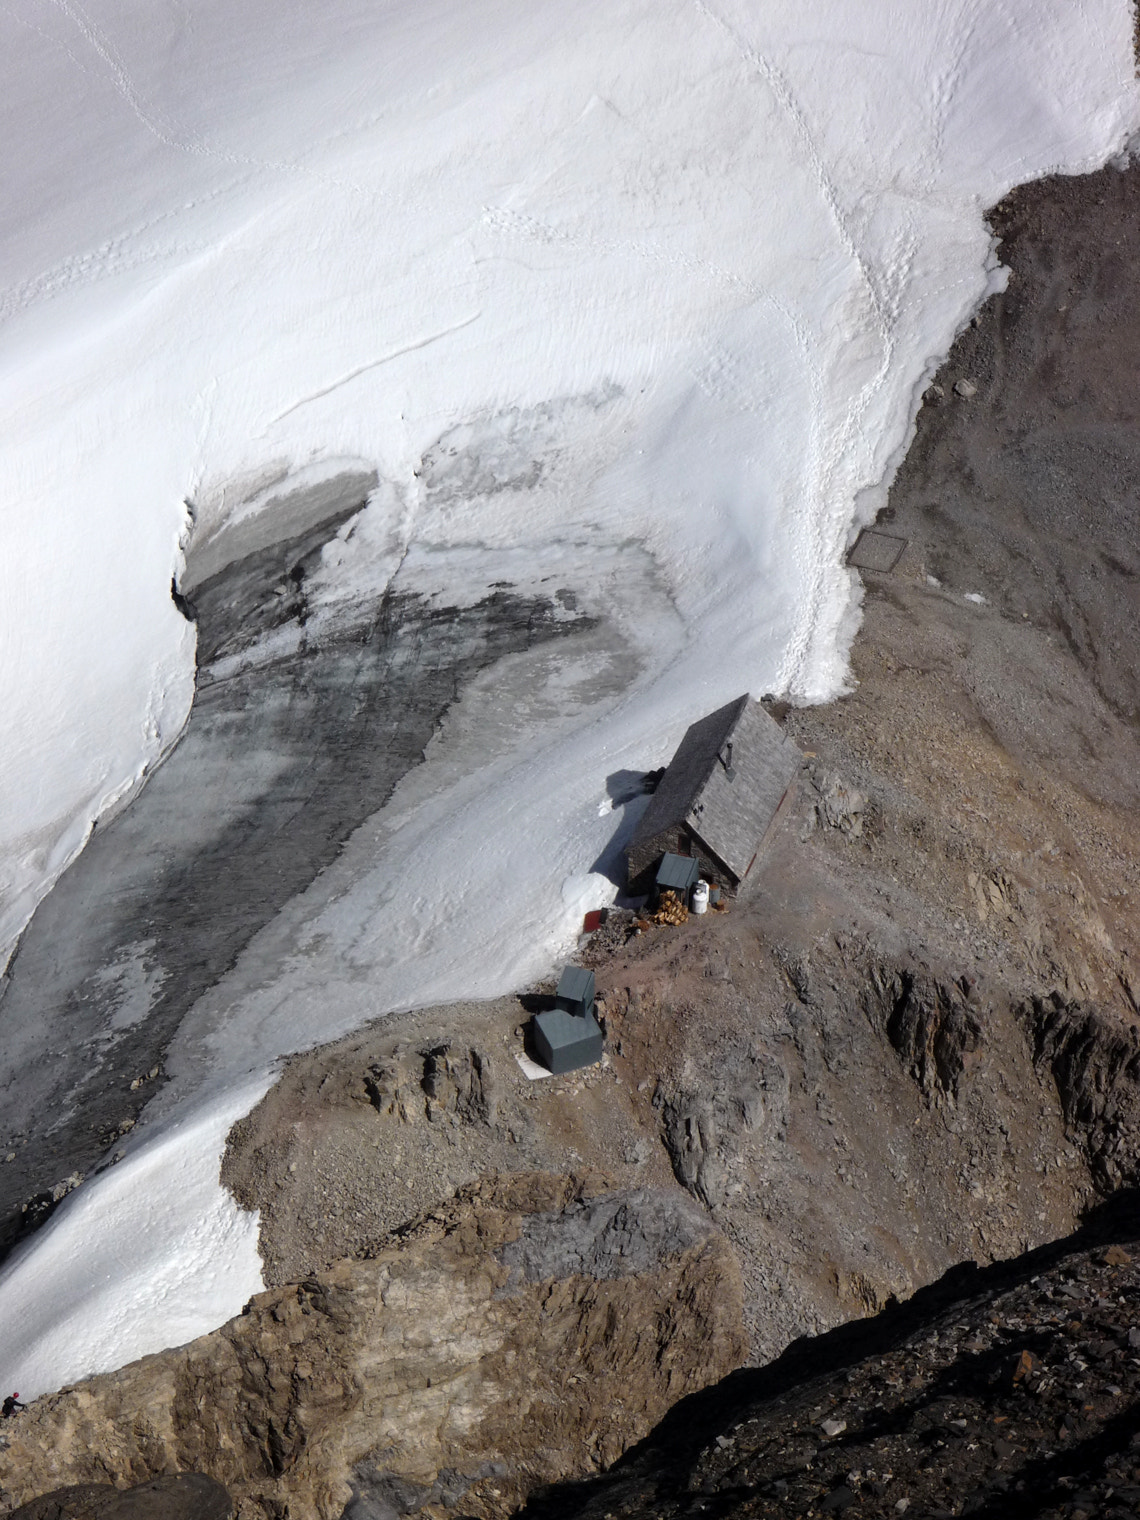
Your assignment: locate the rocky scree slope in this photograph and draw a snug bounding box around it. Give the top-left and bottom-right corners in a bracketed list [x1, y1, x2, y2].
[0, 1173, 743, 1520]
[514, 1193, 1140, 1520]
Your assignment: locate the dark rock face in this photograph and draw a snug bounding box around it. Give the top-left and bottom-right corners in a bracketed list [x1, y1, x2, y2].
[9, 1473, 231, 1520]
[864, 965, 982, 1098]
[342, 1465, 485, 1520]
[1023, 993, 1140, 1191]
[0, 499, 594, 1263]
[513, 1195, 1140, 1520]
[498, 1187, 713, 1288]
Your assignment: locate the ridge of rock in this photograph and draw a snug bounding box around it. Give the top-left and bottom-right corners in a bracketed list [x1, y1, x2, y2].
[513, 1193, 1140, 1520]
[0, 1173, 744, 1520]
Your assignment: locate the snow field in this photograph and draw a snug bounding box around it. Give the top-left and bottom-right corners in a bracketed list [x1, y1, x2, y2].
[0, 0, 1137, 1395]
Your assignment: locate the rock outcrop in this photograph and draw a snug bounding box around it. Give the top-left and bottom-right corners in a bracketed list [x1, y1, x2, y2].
[862, 965, 983, 1099]
[514, 1197, 1140, 1520]
[0, 1174, 745, 1520]
[1022, 993, 1140, 1190]
[9, 1473, 232, 1520]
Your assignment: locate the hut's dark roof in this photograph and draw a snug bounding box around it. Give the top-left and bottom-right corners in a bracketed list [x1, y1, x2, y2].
[631, 695, 748, 850]
[629, 694, 800, 882]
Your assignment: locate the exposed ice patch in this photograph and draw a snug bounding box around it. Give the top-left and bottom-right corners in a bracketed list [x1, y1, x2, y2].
[90, 941, 168, 1035]
[182, 460, 379, 595]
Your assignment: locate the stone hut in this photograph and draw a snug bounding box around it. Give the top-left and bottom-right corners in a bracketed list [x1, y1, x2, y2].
[625, 694, 800, 896]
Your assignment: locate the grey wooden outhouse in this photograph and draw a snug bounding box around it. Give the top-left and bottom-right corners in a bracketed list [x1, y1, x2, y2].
[555, 965, 595, 1018]
[626, 694, 800, 896]
[533, 965, 604, 1075]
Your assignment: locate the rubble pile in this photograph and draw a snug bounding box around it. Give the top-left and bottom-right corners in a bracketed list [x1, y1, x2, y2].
[579, 908, 641, 965]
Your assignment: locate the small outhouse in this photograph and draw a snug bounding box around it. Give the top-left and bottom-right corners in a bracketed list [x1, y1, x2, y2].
[533, 965, 604, 1075]
[555, 965, 595, 1018]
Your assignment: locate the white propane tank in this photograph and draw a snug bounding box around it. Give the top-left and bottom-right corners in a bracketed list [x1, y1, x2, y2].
[691, 880, 710, 915]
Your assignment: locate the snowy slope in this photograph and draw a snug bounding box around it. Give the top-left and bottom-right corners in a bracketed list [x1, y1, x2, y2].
[0, 0, 1136, 1395]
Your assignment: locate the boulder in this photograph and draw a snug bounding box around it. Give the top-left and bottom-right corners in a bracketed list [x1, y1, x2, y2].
[8, 1474, 230, 1520]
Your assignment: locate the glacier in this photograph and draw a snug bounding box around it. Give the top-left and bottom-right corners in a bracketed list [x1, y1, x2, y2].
[0, 0, 1136, 1395]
